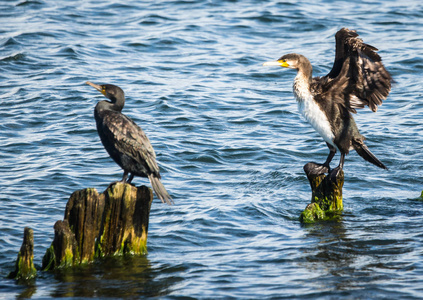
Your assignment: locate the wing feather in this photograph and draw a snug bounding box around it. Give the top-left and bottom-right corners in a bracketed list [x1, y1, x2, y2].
[100, 111, 161, 177]
[320, 28, 392, 113]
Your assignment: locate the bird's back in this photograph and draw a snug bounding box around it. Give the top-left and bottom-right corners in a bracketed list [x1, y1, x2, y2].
[94, 107, 160, 178]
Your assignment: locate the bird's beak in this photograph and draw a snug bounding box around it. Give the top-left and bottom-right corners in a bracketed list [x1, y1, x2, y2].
[86, 81, 106, 95]
[263, 60, 290, 68]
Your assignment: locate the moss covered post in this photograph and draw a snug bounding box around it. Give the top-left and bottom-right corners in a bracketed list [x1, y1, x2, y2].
[95, 184, 152, 257]
[300, 162, 344, 223]
[8, 227, 37, 280]
[42, 182, 153, 270]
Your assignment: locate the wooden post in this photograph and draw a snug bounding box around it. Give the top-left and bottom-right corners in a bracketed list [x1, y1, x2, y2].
[64, 188, 105, 264]
[42, 220, 79, 270]
[42, 182, 153, 270]
[300, 162, 344, 223]
[95, 184, 152, 257]
[8, 227, 37, 280]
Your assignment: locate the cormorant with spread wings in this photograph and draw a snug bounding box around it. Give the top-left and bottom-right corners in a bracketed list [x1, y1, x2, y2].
[263, 28, 392, 174]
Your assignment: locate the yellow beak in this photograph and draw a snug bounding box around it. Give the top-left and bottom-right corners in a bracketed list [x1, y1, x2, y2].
[263, 60, 290, 68]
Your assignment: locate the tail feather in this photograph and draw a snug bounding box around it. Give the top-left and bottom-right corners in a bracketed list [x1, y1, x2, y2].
[352, 139, 387, 170]
[148, 174, 173, 205]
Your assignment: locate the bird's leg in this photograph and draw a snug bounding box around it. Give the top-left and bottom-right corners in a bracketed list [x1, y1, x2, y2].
[338, 153, 345, 169]
[304, 143, 339, 176]
[127, 174, 135, 184]
[306, 143, 336, 175]
[121, 171, 129, 182]
[323, 143, 337, 170]
[329, 153, 345, 181]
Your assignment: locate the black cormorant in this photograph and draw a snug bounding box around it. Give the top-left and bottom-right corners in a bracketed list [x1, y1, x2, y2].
[263, 28, 392, 174]
[86, 81, 173, 205]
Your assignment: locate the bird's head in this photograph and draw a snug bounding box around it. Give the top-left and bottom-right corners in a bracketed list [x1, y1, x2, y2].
[86, 81, 125, 104]
[263, 53, 306, 70]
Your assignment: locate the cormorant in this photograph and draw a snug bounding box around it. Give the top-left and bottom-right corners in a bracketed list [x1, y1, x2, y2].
[263, 28, 392, 174]
[86, 81, 173, 205]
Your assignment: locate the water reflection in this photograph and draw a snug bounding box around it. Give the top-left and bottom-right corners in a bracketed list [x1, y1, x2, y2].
[301, 220, 361, 291]
[15, 280, 37, 299]
[49, 255, 183, 298]
[301, 218, 415, 293]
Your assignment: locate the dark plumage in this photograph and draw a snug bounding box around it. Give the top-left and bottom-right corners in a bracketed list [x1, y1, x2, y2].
[264, 28, 392, 172]
[86, 81, 173, 205]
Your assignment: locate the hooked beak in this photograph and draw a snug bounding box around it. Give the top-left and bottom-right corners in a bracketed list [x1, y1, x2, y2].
[263, 60, 290, 68]
[86, 81, 105, 96]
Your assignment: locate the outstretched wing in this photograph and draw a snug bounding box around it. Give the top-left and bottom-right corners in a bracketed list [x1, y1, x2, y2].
[100, 111, 161, 177]
[318, 28, 392, 113]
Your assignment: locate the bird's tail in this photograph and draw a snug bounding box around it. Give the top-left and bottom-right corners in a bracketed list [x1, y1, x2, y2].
[148, 174, 173, 205]
[352, 139, 388, 170]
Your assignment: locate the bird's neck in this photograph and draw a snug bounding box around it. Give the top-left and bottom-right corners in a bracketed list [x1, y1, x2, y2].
[113, 96, 125, 111]
[293, 69, 313, 103]
[96, 100, 123, 113]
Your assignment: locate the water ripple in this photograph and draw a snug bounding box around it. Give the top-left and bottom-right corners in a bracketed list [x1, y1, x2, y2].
[1, 0, 423, 298]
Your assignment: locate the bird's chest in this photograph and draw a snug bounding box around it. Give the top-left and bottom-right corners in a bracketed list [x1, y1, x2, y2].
[293, 81, 336, 147]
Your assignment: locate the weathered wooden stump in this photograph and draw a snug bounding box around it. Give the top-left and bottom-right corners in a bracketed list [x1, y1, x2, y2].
[96, 183, 152, 257]
[300, 162, 344, 223]
[42, 220, 79, 270]
[8, 227, 37, 280]
[42, 182, 153, 270]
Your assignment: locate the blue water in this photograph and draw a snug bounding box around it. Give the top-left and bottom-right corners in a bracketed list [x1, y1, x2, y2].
[1, 0, 423, 298]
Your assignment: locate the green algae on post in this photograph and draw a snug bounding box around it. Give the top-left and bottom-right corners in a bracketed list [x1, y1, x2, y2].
[64, 188, 105, 264]
[42, 220, 79, 270]
[96, 183, 152, 257]
[42, 182, 153, 271]
[8, 227, 37, 280]
[300, 163, 344, 223]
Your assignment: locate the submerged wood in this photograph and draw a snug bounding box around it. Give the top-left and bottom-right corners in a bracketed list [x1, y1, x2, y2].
[42, 182, 153, 270]
[300, 162, 344, 223]
[8, 227, 37, 280]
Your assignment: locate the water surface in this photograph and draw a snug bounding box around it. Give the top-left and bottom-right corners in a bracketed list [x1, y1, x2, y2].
[1, 0, 423, 298]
